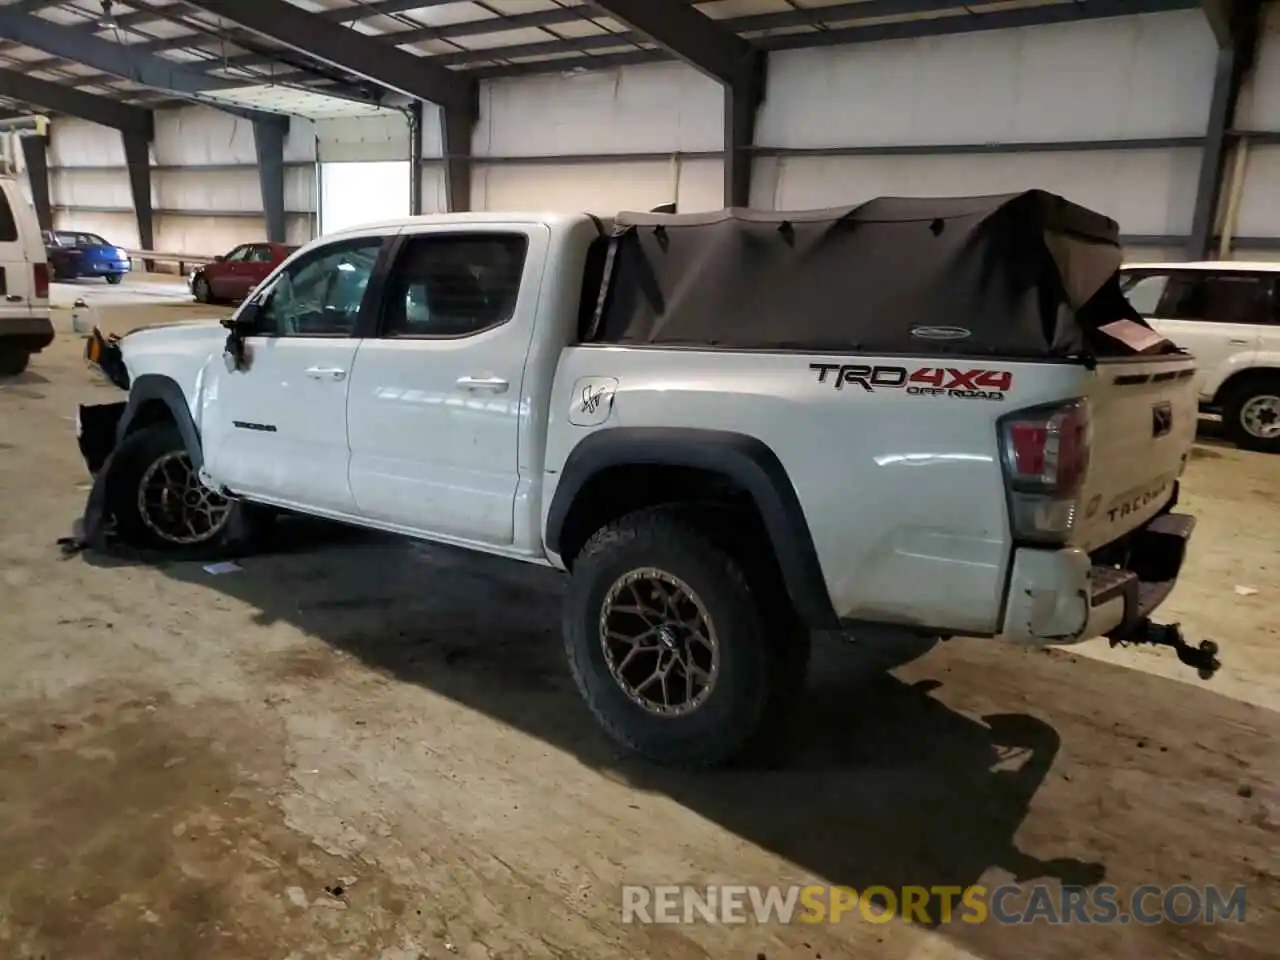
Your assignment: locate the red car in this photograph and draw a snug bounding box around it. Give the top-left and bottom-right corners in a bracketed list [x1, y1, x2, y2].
[189, 241, 297, 303]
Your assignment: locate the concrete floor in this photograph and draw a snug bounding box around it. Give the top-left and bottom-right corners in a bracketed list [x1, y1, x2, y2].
[0, 287, 1277, 959]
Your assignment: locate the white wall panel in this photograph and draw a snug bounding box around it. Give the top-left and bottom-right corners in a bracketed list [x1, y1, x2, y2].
[48, 118, 127, 166]
[154, 106, 255, 165]
[766, 149, 1201, 237]
[420, 164, 448, 214]
[284, 166, 315, 215]
[153, 168, 259, 212]
[758, 11, 1216, 148]
[420, 103, 443, 160]
[1123, 245, 1186, 263]
[285, 213, 315, 247]
[476, 63, 722, 157]
[316, 113, 410, 162]
[52, 210, 138, 248]
[1231, 145, 1280, 239]
[473, 161, 679, 213]
[155, 215, 265, 255]
[50, 169, 133, 209]
[284, 119, 317, 163]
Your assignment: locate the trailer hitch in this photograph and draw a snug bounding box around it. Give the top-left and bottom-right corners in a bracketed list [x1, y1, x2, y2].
[1109, 620, 1221, 680]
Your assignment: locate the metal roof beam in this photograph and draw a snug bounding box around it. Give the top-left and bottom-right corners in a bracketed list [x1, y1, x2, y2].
[181, 0, 477, 116]
[0, 9, 236, 95]
[0, 67, 152, 137]
[117, 0, 457, 35]
[584, 0, 758, 87]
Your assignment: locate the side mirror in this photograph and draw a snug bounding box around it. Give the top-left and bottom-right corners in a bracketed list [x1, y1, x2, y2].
[213, 254, 225, 262]
[221, 301, 261, 332]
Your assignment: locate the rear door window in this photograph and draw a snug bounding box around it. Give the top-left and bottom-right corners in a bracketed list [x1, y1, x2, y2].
[1126, 271, 1274, 325]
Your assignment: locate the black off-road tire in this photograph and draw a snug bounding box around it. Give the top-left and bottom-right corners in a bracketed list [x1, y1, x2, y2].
[105, 273, 122, 285]
[563, 508, 810, 769]
[1221, 375, 1280, 454]
[105, 422, 257, 558]
[0, 346, 30, 376]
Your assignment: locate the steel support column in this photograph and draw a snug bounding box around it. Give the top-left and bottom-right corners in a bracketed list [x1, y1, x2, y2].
[122, 132, 154, 254]
[18, 133, 51, 232]
[409, 102, 423, 215]
[253, 118, 287, 243]
[441, 108, 473, 213]
[1189, 0, 1261, 259]
[725, 58, 765, 207]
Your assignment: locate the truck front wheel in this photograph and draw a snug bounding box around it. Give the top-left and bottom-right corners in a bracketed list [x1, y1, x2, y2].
[563, 508, 807, 768]
[106, 422, 255, 556]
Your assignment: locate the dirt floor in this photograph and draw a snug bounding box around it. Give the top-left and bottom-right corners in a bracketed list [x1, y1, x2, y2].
[0, 287, 1277, 959]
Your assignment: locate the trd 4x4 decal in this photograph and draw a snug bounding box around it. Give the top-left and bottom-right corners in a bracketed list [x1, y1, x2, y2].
[810, 363, 1012, 401]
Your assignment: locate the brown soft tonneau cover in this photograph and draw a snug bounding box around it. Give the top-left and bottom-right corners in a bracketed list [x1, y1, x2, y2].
[588, 189, 1164, 358]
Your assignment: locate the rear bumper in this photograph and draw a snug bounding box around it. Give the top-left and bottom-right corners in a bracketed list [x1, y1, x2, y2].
[999, 511, 1196, 645]
[0, 315, 55, 353]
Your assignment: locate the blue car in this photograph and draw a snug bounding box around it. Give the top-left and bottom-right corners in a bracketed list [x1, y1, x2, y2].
[43, 230, 132, 284]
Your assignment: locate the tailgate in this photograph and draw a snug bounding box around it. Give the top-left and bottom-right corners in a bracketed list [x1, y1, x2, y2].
[1071, 357, 1198, 551]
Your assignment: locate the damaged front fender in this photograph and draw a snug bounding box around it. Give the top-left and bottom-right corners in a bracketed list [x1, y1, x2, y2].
[83, 327, 130, 391]
[76, 401, 126, 476]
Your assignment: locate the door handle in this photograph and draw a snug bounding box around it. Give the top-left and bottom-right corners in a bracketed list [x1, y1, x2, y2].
[305, 366, 347, 381]
[4, 294, 21, 302]
[456, 375, 509, 393]
[1229, 338, 1251, 345]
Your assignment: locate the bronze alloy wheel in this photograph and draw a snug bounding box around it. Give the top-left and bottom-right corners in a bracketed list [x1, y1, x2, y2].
[136, 450, 232, 546]
[598, 567, 720, 717]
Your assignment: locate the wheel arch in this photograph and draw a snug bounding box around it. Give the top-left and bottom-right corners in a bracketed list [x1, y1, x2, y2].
[1212, 365, 1280, 407]
[118, 374, 204, 469]
[545, 427, 838, 630]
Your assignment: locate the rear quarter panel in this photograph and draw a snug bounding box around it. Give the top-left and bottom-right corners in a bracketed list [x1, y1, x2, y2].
[544, 349, 1098, 635]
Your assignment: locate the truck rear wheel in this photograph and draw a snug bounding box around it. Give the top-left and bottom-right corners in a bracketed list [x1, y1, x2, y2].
[563, 509, 808, 768]
[1222, 376, 1280, 454]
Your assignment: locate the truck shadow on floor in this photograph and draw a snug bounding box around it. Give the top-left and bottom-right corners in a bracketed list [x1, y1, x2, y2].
[143, 517, 1109, 920]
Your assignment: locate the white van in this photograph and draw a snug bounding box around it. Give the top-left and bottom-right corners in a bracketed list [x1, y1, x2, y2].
[0, 175, 52, 376]
[1121, 261, 1280, 453]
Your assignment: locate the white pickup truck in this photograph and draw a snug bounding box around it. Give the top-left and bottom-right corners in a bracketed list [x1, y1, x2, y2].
[74, 191, 1214, 768]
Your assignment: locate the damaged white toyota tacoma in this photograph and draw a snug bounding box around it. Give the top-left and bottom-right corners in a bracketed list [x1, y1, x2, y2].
[74, 191, 1215, 768]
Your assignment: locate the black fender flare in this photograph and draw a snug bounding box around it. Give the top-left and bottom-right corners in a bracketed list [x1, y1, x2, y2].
[117, 373, 204, 470]
[545, 427, 838, 629]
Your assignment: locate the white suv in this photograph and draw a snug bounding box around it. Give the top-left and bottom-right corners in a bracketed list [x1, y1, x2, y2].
[1121, 261, 1280, 453]
[0, 174, 52, 376]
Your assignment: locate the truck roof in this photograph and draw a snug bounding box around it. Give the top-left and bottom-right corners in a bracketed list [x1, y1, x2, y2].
[322, 210, 603, 238]
[1122, 260, 1280, 272]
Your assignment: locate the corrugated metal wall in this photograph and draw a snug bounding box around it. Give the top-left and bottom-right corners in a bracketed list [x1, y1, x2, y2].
[35, 6, 1280, 261]
[49, 106, 318, 253]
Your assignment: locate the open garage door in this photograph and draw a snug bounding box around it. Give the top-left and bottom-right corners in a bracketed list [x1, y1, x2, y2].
[319, 161, 410, 235]
[316, 114, 412, 235]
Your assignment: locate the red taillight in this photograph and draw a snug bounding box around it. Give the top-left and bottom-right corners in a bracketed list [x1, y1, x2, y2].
[999, 400, 1092, 543]
[1008, 423, 1048, 477]
[32, 262, 49, 300]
